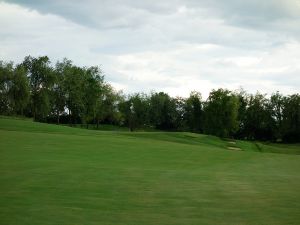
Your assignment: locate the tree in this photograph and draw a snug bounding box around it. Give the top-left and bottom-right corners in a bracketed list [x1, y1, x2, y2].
[61, 60, 85, 125]
[50, 60, 68, 124]
[183, 91, 203, 132]
[0, 61, 13, 114]
[22, 56, 54, 121]
[9, 65, 30, 115]
[281, 94, 300, 142]
[119, 93, 150, 131]
[82, 66, 104, 128]
[174, 96, 185, 131]
[243, 93, 275, 140]
[104, 84, 123, 125]
[269, 92, 284, 140]
[94, 84, 107, 129]
[149, 92, 177, 130]
[203, 89, 239, 138]
[234, 88, 249, 139]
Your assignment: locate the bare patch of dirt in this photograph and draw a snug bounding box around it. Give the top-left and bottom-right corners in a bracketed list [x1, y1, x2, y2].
[227, 147, 242, 151]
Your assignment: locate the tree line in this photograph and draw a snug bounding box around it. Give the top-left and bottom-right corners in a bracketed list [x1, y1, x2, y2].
[0, 56, 299, 142]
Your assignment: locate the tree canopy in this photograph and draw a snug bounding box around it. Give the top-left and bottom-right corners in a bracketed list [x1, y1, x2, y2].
[0, 56, 299, 143]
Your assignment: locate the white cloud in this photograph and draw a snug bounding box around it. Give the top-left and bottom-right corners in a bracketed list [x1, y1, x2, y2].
[0, 1, 299, 99]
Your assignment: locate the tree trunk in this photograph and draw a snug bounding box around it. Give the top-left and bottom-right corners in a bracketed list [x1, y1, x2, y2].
[57, 110, 60, 124]
[33, 107, 36, 121]
[69, 110, 72, 127]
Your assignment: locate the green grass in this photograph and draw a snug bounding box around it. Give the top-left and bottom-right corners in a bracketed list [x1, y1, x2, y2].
[256, 142, 300, 155]
[0, 118, 300, 225]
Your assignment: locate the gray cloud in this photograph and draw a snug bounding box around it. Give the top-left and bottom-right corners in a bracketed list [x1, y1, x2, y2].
[0, 0, 299, 98]
[8, 0, 300, 30]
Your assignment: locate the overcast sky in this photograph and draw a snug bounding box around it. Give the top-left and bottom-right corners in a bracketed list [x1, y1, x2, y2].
[1, 0, 299, 98]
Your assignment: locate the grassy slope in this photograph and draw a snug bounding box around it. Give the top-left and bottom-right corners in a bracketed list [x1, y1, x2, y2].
[0, 118, 300, 225]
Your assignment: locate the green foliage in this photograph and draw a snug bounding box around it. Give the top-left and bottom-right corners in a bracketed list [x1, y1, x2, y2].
[281, 94, 300, 142]
[64, 64, 86, 123]
[9, 65, 30, 115]
[51, 62, 66, 124]
[22, 56, 55, 121]
[82, 66, 104, 127]
[149, 92, 178, 130]
[243, 93, 275, 140]
[119, 93, 150, 131]
[99, 83, 123, 125]
[269, 92, 284, 140]
[203, 89, 239, 138]
[183, 91, 203, 132]
[0, 61, 14, 114]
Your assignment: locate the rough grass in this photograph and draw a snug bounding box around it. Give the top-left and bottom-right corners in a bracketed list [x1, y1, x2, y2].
[0, 118, 300, 225]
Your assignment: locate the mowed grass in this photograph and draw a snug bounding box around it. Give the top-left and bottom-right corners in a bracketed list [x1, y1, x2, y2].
[0, 118, 300, 225]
